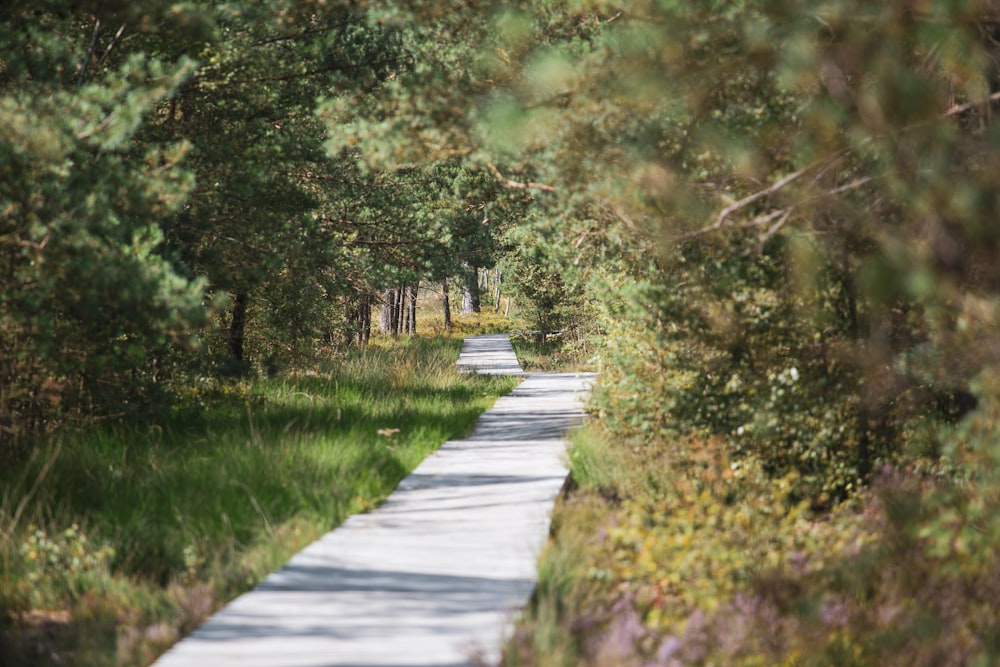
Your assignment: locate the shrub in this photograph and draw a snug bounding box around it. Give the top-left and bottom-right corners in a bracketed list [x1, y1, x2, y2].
[582, 368, 1000, 666]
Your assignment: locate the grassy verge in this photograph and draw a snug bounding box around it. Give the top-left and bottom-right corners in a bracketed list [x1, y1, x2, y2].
[0, 337, 518, 667]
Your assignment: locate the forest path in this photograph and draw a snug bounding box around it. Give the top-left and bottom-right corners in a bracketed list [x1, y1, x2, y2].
[152, 334, 595, 667]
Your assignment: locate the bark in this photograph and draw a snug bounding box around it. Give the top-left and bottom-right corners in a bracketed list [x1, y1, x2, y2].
[494, 268, 502, 312]
[392, 287, 403, 336]
[442, 278, 452, 331]
[358, 295, 371, 345]
[401, 286, 410, 335]
[380, 288, 395, 333]
[406, 283, 418, 335]
[839, 247, 860, 341]
[347, 294, 371, 345]
[228, 292, 249, 361]
[461, 264, 480, 314]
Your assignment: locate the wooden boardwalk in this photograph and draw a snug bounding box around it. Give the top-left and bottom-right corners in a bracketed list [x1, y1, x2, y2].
[152, 335, 595, 667]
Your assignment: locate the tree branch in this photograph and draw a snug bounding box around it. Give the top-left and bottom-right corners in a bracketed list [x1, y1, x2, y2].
[944, 90, 1000, 118]
[487, 163, 556, 192]
[757, 207, 793, 250]
[682, 169, 878, 242]
[683, 165, 812, 239]
[827, 175, 875, 196]
[76, 112, 118, 140]
[251, 15, 365, 47]
[76, 17, 101, 88]
[236, 58, 408, 85]
[93, 23, 127, 74]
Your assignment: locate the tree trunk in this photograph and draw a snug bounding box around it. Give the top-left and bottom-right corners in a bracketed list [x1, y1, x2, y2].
[442, 278, 452, 331]
[401, 286, 411, 335]
[494, 268, 502, 312]
[461, 264, 480, 314]
[342, 297, 355, 347]
[347, 293, 371, 346]
[380, 288, 395, 333]
[406, 283, 418, 334]
[359, 295, 371, 345]
[392, 287, 403, 336]
[839, 247, 860, 341]
[228, 291, 249, 361]
[462, 286, 474, 314]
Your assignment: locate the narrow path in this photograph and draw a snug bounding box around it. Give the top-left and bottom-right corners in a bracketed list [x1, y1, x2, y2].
[152, 335, 595, 667]
[454, 334, 526, 375]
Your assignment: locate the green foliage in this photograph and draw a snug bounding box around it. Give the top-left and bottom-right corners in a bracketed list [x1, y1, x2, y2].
[587, 235, 885, 506]
[506, 264, 575, 333]
[0, 17, 207, 441]
[150, 6, 411, 363]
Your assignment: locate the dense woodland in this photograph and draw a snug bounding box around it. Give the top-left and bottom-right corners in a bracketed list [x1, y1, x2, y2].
[4, 1, 1000, 665]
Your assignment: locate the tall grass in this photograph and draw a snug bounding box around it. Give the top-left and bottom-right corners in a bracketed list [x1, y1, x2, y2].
[0, 337, 518, 666]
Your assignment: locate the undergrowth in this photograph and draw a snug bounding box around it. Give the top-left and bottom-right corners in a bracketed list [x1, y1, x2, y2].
[0, 336, 518, 667]
[509, 332, 600, 373]
[504, 369, 1000, 666]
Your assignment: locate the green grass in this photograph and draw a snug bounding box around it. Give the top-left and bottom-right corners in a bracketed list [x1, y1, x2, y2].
[0, 337, 519, 667]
